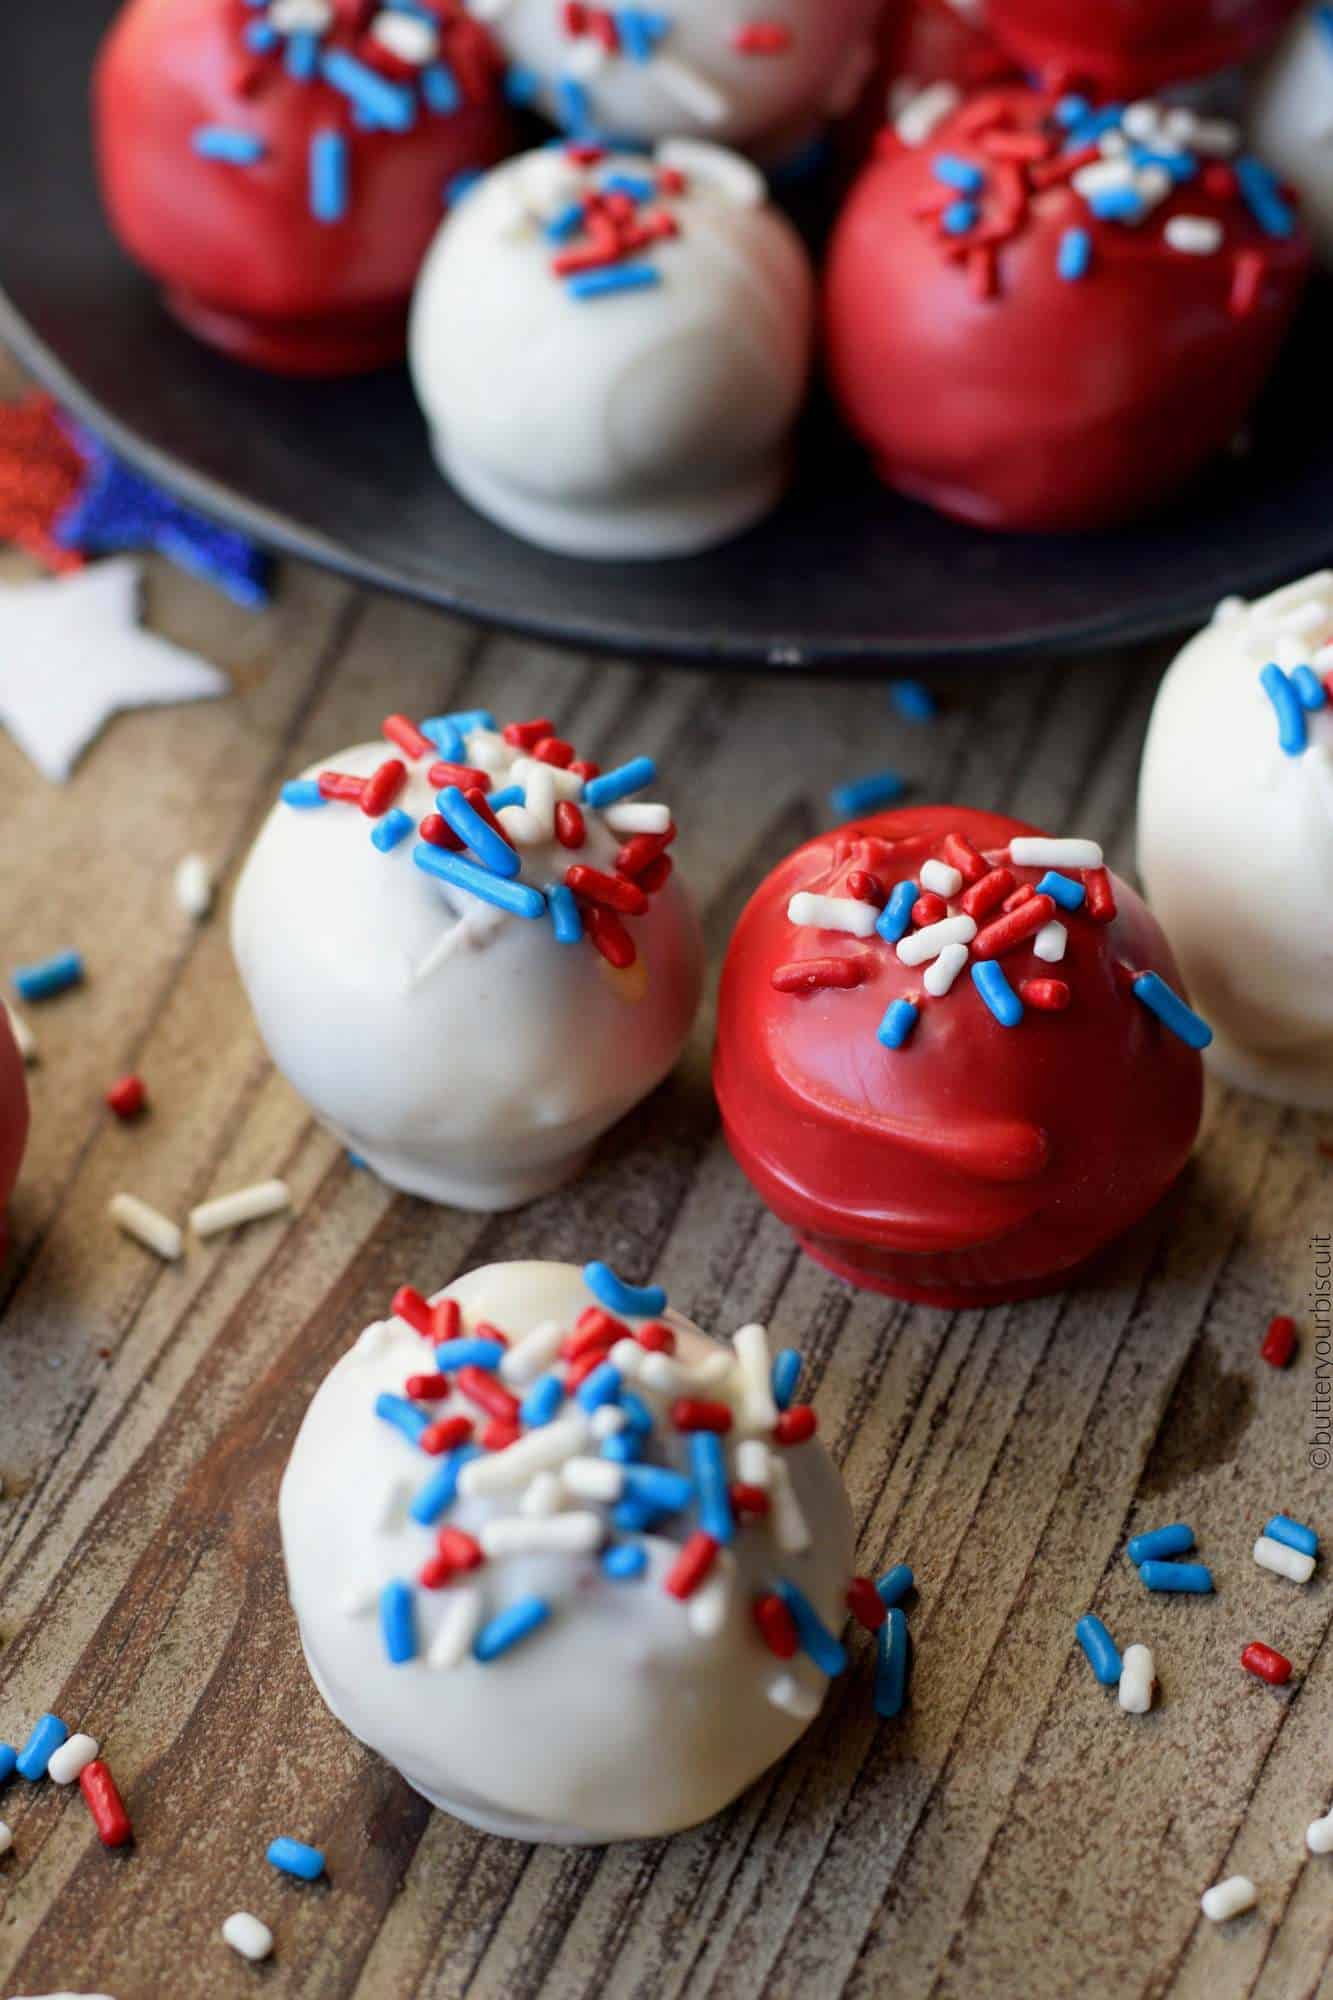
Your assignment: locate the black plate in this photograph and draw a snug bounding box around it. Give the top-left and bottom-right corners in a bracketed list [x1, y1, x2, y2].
[7, 0, 1333, 668]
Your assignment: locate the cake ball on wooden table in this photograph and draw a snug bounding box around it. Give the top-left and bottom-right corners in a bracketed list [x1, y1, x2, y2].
[231, 712, 702, 1208]
[0, 1007, 29, 1263]
[1251, 6, 1333, 269]
[279, 1258, 864, 1842]
[408, 141, 815, 558]
[985, 0, 1301, 94]
[94, 0, 511, 374]
[714, 806, 1209, 1306]
[823, 85, 1310, 532]
[1138, 572, 1333, 1108]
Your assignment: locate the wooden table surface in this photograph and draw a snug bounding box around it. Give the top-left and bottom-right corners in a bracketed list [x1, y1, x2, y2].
[1, 348, 1330, 2000]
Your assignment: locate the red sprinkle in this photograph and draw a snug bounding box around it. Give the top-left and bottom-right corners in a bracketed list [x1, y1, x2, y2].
[1261, 1315, 1297, 1368]
[616, 827, 676, 877]
[1083, 867, 1117, 925]
[636, 855, 672, 895]
[566, 864, 649, 916]
[483, 1420, 520, 1452]
[1230, 248, 1266, 319]
[973, 893, 1056, 959]
[940, 831, 988, 885]
[583, 904, 636, 970]
[382, 713, 432, 760]
[570, 758, 600, 781]
[563, 1307, 627, 1361]
[421, 1415, 474, 1455]
[671, 1398, 733, 1433]
[1019, 978, 1070, 1012]
[846, 1576, 888, 1633]
[419, 1552, 454, 1589]
[456, 1364, 519, 1424]
[846, 870, 886, 906]
[1002, 882, 1036, 912]
[434, 1297, 462, 1343]
[664, 1530, 720, 1599]
[427, 761, 491, 793]
[105, 1074, 147, 1120]
[419, 812, 464, 851]
[564, 1347, 612, 1391]
[405, 1373, 450, 1401]
[437, 1526, 484, 1570]
[635, 1320, 676, 1354]
[80, 1760, 132, 1848]
[318, 769, 365, 802]
[555, 801, 586, 849]
[912, 892, 948, 929]
[730, 1481, 770, 1518]
[753, 1591, 798, 1659]
[732, 19, 792, 50]
[774, 1406, 817, 1446]
[503, 717, 555, 750]
[960, 867, 1015, 921]
[771, 956, 870, 995]
[392, 1285, 434, 1336]
[1241, 1640, 1292, 1686]
[534, 736, 574, 768]
[361, 759, 407, 818]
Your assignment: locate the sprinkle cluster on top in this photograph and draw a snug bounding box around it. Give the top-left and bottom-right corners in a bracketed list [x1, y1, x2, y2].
[1218, 570, 1333, 758]
[356, 1260, 896, 1712]
[896, 85, 1296, 307]
[280, 710, 676, 974]
[780, 826, 1213, 1051]
[194, 1, 498, 222]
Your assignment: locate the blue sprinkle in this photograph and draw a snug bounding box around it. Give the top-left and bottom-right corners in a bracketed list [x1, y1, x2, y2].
[435, 785, 520, 878]
[309, 129, 348, 224]
[1265, 1514, 1318, 1558]
[874, 1608, 910, 1718]
[192, 126, 267, 164]
[347, 1152, 368, 1169]
[932, 153, 984, 193]
[583, 1261, 666, 1319]
[555, 74, 591, 131]
[877, 880, 918, 944]
[771, 1349, 801, 1411]
[1035, 870, 1086, 912]
[691, 1431, 734, 1545]
[321, 48, 416, 130]
[1235, 155, 1295, 239]
[602, 1430, 644, 1464]
[371, 807, 413, 853]
[601, 171, 655, 201]
[972, 960, 1023, 1028]
[547, 883, 584, 944]
[889, 679, 936, 723]
[1087, 186, 1145, 223]
[413, 845, 547, 919]
[1261, 662, 1309, 754]
[576, 1361, 623, 1413]
[775, 1579, 847, 1676]
[620, 1391, 654, 1437]
[876, 1563, 914, 1609]
[434, 1337, 506, 1371]
[486, 784, 524, 810]
[1319, 1, 1333, 53]
[285, 30, 321, 80]
[619, 8, 668, 60]
[420, 717, 466, 758]
[831, 769, 905, 820]
[444, 167, 483, 208]
[442, 708, 495, 733]
[408, 1445, 479, 1526]
[1127, 1522, 1195, 1566]
[267, 1837, 325, 1881]
[941, 199, 978, 235]
[613, 1493, 669, 1531]
[603, 1542, 648, 1580]
[622, 1463, 694, 1514]
[473, 1596, 552, 1662]
[1128, 144, 1197, 184]
[504, 64, 541, 104]
[1076, 1614, 1122, 1687]
[1132, 971, 1213, 1050]
[582, 758, 657, 809]
[375, 1392, 430, 1449]
[245, 18, 279, 49]
[1138, 1560, 1213, 1594]
[421, 60, 461, 114]
[1055, 93, 1091, 127]
[568, 264, 663, 301]
[16, 1713, 67, 1781]
[380, 1580, 417, 1664]
[0, 1745, 14, 1784]
[876, 998, 919, 1051]
[282, 779, 327, 809]
[1061, 103, 1128, 146]
[13, 950, 83, 1003]
[545, 199, 586, 242]
[1057, 226, 1092, 281]
[1292, 665, 1327, 711]
[520, 1375, 565, 1428]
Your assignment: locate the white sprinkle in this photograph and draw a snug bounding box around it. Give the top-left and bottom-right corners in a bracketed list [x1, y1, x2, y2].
[496, 804, 543, 847]
[47, 1734, 99, 1785]
[518, 1470, 565, 1517]
[591, 1404, 626, 1439]
[0, 1820, 12, 1855]
[609, 1337, 646, 1380]
[465, 728, 509, 771]
[109, 1193, 183, 1261]
[787, 892, 878, 938]
[923, 941, 969, 997]
[1213, 594, 1247, 623]
[480, 1512, 603, 1557]
[512, 755, 584, 803]
[561, 1456, 625, 1503]
[173, 852, 213, 920]
[768, 1457, 811, 1553]
[1033, 921, 1068, 964]
[520, 763, 557, 841]
[1201, 1876, 1256, 1923]
[736, 1438, 772, 1490]
[1308, 1808, 1333, 1854]
[1072, 158, 1135, 197]
[5, 1001, 36, 1063]
[1122, 100, 1164, 143]
[459, 1413, 591, 1495]
[222, 1911, 274, 1963]
[190, 1179, 290, 1238]
[767, 1670, 822, 1720]
[1254, 1535, 1315, 1583]
[639, 1349, 733, 1396]
[1186, 116, 1240, 157]
[270, 0, 332, 28]
[498, 1319, 566, 1387]
[1164, 215, 1223, 255]
[920, 859, 963, 899]
[896, 914, 976, 967]
[893, 80, 960, 146]
[733, 1322, 777, 1434]
[687, 1548, 734, 1639]
[368, 6, 438, 60]
[1009, 837, 1103, 870]
[428, 1585, 484, 1669]
[603, 802, 671, 835]
[1118, 1643, 1154, 1714]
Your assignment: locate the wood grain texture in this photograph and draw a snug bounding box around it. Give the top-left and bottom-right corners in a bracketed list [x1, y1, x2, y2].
[0, 352, 1330, 2000]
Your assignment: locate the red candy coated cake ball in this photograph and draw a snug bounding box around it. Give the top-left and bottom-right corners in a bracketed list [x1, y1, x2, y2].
[95, 0, 511, 375]
[0, 1008, 29, 1264]
[985, 0, 1301, 95]
[823, 83, 1310, 532]
[713, 806, 1205, 1307]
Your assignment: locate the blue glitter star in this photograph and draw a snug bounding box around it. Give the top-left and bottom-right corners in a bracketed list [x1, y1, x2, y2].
[54, 423, 273, 610]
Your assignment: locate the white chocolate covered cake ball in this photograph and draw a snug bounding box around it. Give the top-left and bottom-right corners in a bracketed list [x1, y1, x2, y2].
[1138, 571, 1333, 1108]
[408, 141, 815, 558]
[232, 711, 702, 1207]
[1251, 6, 1333, 268]
[279, 1259, 867, 1843]
[466, 0, 880, 164]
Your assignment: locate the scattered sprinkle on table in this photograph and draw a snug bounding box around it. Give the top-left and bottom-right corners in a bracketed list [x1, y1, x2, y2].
[222, 1911, 274, 1962]
[190, 1179, 291, 1238]
[109, 1193, 183, 1262]
[1201, 1876, 1256, 1923]
[267, 1836, 325, 1881]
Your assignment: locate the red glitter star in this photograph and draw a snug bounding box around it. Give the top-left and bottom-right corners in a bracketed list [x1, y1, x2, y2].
[0, 392, 87, 574]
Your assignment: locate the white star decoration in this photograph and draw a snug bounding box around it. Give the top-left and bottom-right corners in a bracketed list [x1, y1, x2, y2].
[0, 556, 229, 782]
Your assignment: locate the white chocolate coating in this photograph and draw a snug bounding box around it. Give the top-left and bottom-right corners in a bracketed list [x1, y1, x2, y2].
[279, 1260, 857, 1843]
[408, 142, 815, 558]
[465, 0, 879, 162]
[231, 727, 702, 1207]
[1251, 6, 1333, 268]
[1137, 571, 1333, 1107]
